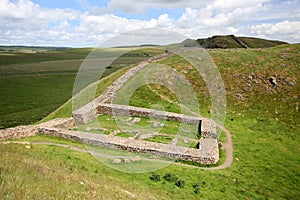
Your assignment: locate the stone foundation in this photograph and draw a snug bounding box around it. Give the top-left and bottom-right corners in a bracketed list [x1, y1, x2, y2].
[38, 126, 219, 165]
[0, 116, 219, 165]
[73, 103, 217, 139]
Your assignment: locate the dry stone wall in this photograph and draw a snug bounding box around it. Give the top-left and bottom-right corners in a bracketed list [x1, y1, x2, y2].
[99, 103, 217, 138]
[0, 115, 219, 165]
[73, 103, 217, 139]
[0, 118, 74, 140]
[95, 52, 173, 104]
[0, 125, 38, 140]
[72, 52, 174, 124]
[38, 126, 219, 164]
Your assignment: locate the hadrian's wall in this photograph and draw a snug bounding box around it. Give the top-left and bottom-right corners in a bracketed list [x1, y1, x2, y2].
[0, 125, 38, 140]
[0, 118, 75, 140]
[72, 51, 174, 123]
[95, 52, 174, 104]
[38, 126, 219, 165]
[73, 103, 217, 139]
[0, 116, 219, 165]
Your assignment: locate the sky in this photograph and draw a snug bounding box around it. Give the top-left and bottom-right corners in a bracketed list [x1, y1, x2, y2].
[0, 0, 299, 47]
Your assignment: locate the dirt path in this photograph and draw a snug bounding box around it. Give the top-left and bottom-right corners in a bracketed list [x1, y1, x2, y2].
[205, 126, 233, 170]
[1, 126, 233, 170]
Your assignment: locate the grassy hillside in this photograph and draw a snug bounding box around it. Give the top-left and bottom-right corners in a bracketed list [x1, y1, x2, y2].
[0, 47, 164, 128]
[0, 44, 299, 199]
[197, 35, 287, 49]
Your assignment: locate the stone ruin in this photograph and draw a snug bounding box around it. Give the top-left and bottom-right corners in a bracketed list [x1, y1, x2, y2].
[0, 51, 220, 165]
[70, 52, 219, 164]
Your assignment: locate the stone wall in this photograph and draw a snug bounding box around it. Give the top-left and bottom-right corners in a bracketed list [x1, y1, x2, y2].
[0, 118, 75, 140]
[95, 52, 173, 104]
[0, 125, 38, 140]
[38, 126, 219, 164]
[73, 51, 174, 123]
[73, 103, 217, 139]
[0, 115, 219, 165]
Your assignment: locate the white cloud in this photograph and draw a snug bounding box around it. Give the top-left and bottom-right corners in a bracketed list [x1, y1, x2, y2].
[0, 0, 79, 25]
[250, 21, 300, 42]
[0, 0, 299, 46]
[107, 0, 210, 13]
[205, 0, 270, 12]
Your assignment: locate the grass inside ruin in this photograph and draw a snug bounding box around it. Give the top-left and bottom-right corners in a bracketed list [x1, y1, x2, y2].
[75, 114, 198, 147]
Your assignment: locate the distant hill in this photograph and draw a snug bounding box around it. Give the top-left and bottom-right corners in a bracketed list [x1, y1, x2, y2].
[0, 45, 70, 53]
[0, 35, 288, 52]
[195, 35, 288, 49]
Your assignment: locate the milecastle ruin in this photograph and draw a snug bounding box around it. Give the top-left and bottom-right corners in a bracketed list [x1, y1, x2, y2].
[0, 51, 220, 165]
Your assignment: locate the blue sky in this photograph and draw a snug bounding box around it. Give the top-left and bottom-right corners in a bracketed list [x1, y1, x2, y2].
[0, 0, 299, 46]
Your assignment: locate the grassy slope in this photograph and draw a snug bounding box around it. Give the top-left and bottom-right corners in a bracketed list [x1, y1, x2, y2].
[239, 37, 287, 48]
[1, 44, 299, 199]
[0, 74, 76, 128]
[0, 48, 90, 128]
[197, 35, 287, 48]
[0, 47, 164, 128]
[0, 48, 92, 65]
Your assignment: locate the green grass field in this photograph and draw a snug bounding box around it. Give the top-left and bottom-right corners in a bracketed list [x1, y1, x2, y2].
[0, 47, 164, 128]
[0, 44, 299, 199]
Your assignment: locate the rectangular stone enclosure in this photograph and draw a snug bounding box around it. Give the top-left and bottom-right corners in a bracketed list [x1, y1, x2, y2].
[72, 103, 217, 139]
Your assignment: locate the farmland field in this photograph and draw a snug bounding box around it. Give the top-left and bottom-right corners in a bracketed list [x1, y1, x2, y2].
[0, 47, 164, 128]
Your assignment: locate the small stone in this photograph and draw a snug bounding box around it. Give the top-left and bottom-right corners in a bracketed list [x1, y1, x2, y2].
[131, 156, 142, 162]
[184, 139, 189, 144]
[131, 130, 140, 134]
[280, 63, 286, 67]
[132, 117, 141, 123]
[269, 77, 277, 87]
[25, 145, 31, 149]
[152, 121, 164, 128]
[153, 122, 159, 128]
[236, 93, 243, 100]
[126, 117, 132, 122]
[112, 159, 122, 164]
[280, 54, 287, 59]
[286, 77, 296, 86]
[124, 158, 131, 163]
[80, 181, 85, 185]
[180, 70, 188, 74]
